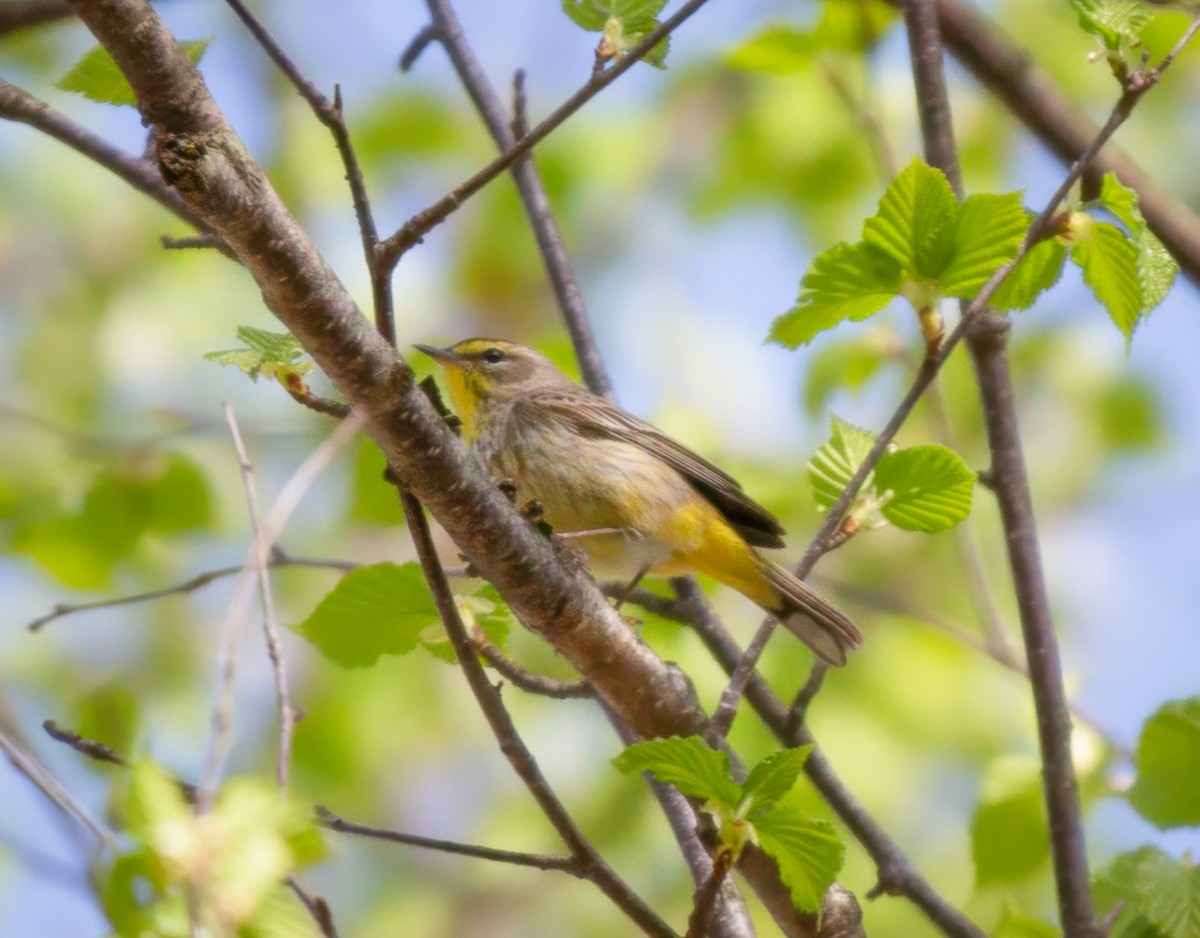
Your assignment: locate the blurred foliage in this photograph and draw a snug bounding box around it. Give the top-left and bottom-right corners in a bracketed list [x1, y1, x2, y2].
[0, 0, 1196, 936]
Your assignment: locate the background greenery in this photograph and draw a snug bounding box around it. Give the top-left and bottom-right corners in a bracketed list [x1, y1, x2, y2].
[1, 0, 1197, 935]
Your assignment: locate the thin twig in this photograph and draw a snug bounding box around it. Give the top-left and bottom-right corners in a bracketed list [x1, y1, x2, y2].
[398, 493, 678, 938]
[928, 0, 1200, 286]
[816, 579, 1131, 758]
[417, 0, 614, 396]
[160, 233, 225, 251]
[377, 0, 716, 272]
[317, 807, 582, 874]
[223, 404, 295, 792]
[198, 413, 360, 807]
[0, 729, 116, 848]
[220, 0, 393, 338]
[706, 9, 1200, 741]
[0, 79, 230, 254]
[29, 551, 355, 632]
[472, 631, 594, 699]
[287, 878, 339, 938]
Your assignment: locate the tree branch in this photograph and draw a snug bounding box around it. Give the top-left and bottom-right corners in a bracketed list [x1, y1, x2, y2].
[316, 807, 582, 875]
[415, 0, 614, 396]
[398, 491, 679, 938]
[0, 78, 230, 255]
[376, 0, 716, 269]
[927, 0, 1200, 285]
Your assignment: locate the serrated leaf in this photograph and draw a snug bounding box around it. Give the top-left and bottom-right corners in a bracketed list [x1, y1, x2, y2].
[1094, 848, 1167, 938]
[743, 747, 812, 814]
[1096, 173, 1179, 315]
[941, 191, 1028, 298]
[1071, 0, 1154, 53]
[58, 39, 211, 107]
[753, 808, 844, 912]
[1134, 847, 1200, 938]
[770, 241, 901, 347]
[808, 415, 878, 512]
[971, 757, 1049, 885]
[874, 444, 974, 533]
[293, 562, 439, 668]
[613, 736, 742, 809]
[990, 237, 1068, 312]
[205, 325, 313, 383]
[1129, 697, 1200, 828]
[863, 158, 959, 279]
[1070, 217, 1144, 339]
[561, 0, 670, 65]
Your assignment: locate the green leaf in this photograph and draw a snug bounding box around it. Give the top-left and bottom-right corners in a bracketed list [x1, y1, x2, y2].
[58, 39, 211, 107]
[863, 157, 959, 279]
[753, 808, 844, 912]
[1070, 217, 1144, 339]
[121, 759, 192, 850]
[971, 757, 1049, 885]
[993, 907, 1061, 938]
[743, 747, 812, 814]
[1129, 697, 1200, 828]
[801, 334, 893, 417]
[808, 415, 877, 512]
[1096, 173, 1178, 315]
[293, 562, 439, 668]
[1094, 848, 1166, 938]
[989, 237, 1068, 312]
[726, 25, 813, 74]
[874, 444, 974, 533]
[1071, 0, 1154, 53]
[1134, 847, 1200, 938]
[770, 241, 901, 347]
[560, 1, 670, 66]
[727, 3, 895, 74]
[205, 325, 314, 383]
[146, 454, 214, 535]
[612, 736, 743, 809]
[940, 192, 1028, 298]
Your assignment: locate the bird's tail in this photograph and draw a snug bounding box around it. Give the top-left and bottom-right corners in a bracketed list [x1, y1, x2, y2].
[758, 559, 864, 666]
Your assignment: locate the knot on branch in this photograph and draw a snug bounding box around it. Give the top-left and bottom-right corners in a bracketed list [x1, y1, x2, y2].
[818, 884, 865, 938]
[156, 131, 215, 196]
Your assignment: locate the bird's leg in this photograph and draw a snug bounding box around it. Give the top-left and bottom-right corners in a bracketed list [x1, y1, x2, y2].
[610, 564, 652, 612]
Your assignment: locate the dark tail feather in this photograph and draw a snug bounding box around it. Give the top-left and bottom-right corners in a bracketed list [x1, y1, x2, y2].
[760, 560, 864, 666]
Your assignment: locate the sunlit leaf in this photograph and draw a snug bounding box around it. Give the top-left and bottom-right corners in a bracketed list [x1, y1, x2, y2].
[58, 39, 211, 106]
[205, 326, 314, 383]
[941, 191, 1028, 298]
[770, 241, 901, 347]
[971, 757, 1049, 885]
[863, 157, 959, 278]
[989, 237, 1068, 312]
[613, 736, 742, 808]
[808, 415, 877, 512]
[754, 808, 844, 912]
[1129, 697, 1200, 828]
[293, 562, 439, 668]
[874, 444, 974, 533]
[743, 747, 812, 815]
[1069, 216, 1143, 339]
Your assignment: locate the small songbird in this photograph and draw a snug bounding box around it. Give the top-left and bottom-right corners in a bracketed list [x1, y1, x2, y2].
[416, 339, 863, 665]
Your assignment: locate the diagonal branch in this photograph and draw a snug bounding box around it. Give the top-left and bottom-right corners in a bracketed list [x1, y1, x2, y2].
[0, 78, 230, 254]
[927, 0, 1200, 286]
[376, 0, 716, 269]
[414, 0, 613, 396]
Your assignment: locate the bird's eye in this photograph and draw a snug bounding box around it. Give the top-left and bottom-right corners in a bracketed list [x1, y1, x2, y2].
[482, 348, 505, 364]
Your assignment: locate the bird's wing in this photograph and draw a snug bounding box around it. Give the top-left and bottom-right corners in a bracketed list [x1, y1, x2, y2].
[523, 389, 787, 549]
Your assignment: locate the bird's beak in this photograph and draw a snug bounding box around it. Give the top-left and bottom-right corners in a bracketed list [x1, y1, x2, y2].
[414, 343, 463, 365]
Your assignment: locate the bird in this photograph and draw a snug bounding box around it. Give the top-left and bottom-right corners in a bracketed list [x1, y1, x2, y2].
[415, 338, 863, 665]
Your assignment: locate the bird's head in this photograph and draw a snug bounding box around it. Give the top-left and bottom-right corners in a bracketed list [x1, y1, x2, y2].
[415, 338, 575, 439]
